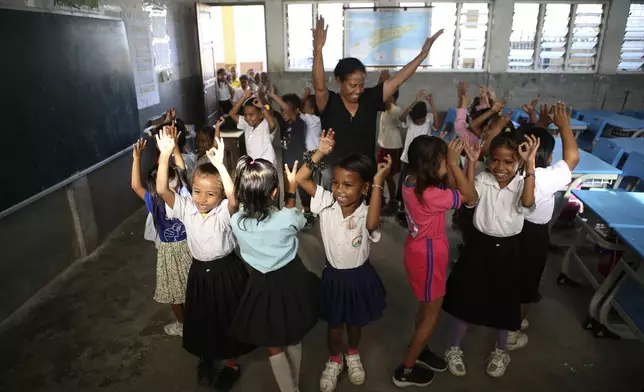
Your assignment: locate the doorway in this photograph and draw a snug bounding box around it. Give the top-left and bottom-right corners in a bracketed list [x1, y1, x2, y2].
[196, 4, 268, 125]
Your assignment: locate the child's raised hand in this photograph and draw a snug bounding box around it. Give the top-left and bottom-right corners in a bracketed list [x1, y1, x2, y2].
[132, 138, 147, 158]
[416, 89, 426, 102]
[457, 81, 468, 97]
[318, 129, 335, 155]
[519, 134, 540, 163]
[464, 142, 481, 163]
[165, 123, 182, 145]
[303, 87, 311, 96]
[375, 154, 392, 182]
[553, 102, 570, 129]
[479, 85, 490, 106]
[206, 137, 225, 167]
[242, 87, 253, 100]
[491, 97, 507, 113]
[268, 86, 277, 98]
[284, 161, 299, 188]
[252, 98, 264, 109]
[313, 15, 327, 51]
[427, 93, 435, 106]
[379, 69, 391, 82]
[215, 116, 225, 130]
[539, 104, 553, 126]
[486, 87, 497, 102]
[447, 138, 465, 166]
[522, 96, 539, 115]
[155, 129, 176, 156]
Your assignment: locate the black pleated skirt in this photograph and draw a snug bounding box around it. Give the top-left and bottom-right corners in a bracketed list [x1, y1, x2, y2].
[519, 220, 550, 303]
[230, 256, 320, 347]
[443, 228, 522, 331]
[321, 261, 386, 327]
[183, 253, 256, 360]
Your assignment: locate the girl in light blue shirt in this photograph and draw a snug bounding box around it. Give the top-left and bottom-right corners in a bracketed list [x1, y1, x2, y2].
[230, 156, 320, 392]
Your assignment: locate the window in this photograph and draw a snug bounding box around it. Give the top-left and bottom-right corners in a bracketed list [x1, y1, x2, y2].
[285, 1, 490, 70]
[619, 3, 644, 72]
[507, 2, 606, 72]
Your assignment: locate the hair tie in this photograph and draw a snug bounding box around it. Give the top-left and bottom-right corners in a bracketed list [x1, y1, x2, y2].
[250, 159, 255, 164]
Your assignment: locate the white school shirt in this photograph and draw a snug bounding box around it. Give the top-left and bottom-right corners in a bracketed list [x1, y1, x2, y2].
[237, 116, 277, 166]
[310, 185, 381, 269]
[471, 171, 526, 237]
[524, 160, 572, 225]
[400, 113, 434, 163]
[166, 195, 236, 261]
[232, 88, 244, 104]
[301, 113, 322, 151]
[378, 104, 404, 149]
[218, 82, 231, 101]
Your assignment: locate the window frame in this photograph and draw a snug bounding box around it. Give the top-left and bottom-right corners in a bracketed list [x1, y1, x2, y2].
[617, 1, 644, 74]
[508, 0, 609, 74]
[283, 0, 492, 72]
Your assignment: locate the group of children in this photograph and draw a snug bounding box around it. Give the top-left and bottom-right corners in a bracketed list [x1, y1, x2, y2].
[131, 72, 580, 391]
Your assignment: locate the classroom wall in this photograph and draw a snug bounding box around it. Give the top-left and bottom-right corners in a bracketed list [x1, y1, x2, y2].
[0, 0, 200, 325]
[206, 0, 644, 112]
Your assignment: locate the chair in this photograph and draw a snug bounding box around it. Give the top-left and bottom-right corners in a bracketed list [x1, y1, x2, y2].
[592, 139, 624, 167]
[577, 118, 607, 151]
[614, 151, 644, 191]
[443, 108, 457, 126]
[571, 109, 582, 120]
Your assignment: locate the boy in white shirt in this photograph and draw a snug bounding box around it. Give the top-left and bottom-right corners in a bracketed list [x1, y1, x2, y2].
[377, 89, 403, 214]
[232, 75, 250, 105]
[301, 87, 322, 152]
[396, 91, 441, 219]
[228, 88, 278, 167]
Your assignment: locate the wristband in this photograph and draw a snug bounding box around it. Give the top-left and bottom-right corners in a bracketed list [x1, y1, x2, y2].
[525, 172, 534, 178]
[285, 192, 297, 200]
[372, 184, 384, 191]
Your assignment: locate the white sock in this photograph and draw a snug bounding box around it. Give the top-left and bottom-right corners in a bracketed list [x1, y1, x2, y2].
[285, 342, 302, 386]
[269, 352, 296, 392]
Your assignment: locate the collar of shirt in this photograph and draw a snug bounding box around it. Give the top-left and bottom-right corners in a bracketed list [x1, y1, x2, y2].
[329, 201, 368, 224]
[187, 199, 224, 218]
[479, 171, 523, 193]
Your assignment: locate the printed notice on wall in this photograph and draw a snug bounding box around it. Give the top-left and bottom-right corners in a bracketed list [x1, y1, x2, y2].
[123, 8, 160, 109]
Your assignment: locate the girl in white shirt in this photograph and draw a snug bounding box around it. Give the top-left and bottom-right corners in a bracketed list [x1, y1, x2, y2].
[217, 68, 235, 114]
[517, 103, 579, 337]
[442, 130, 539, 378]
[296, 130, 391, 392]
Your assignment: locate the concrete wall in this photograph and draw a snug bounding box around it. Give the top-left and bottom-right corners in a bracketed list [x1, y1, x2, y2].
[0, 0, 200, 324]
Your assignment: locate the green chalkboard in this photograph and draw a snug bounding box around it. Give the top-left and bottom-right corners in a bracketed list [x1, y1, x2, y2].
[0, 8, 139, 212]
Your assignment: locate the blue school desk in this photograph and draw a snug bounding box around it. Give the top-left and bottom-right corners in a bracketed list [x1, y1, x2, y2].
[581, 111, 644, 135]
[595, 226, 644, 342]
[607, 138, 644, 158]
[549, 140, 622, 231]
[559, 190, 644, 340]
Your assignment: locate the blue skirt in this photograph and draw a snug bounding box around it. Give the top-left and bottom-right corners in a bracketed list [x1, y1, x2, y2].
[321, 260, 386, 327]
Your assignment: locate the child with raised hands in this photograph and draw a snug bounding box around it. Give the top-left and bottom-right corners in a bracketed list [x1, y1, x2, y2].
[392, 137, 477, 388]
[228, 158, 320, 392]
[443, 130, 540, 379]
[515, 102, 579, 337]
[229, 87, 278, 166]
[295, 130, 390, 392]
[131, 137, 191, 337]
[155, 130, 254, 391]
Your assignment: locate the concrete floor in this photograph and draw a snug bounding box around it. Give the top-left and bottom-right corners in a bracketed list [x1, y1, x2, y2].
[1, 208, 643, 392]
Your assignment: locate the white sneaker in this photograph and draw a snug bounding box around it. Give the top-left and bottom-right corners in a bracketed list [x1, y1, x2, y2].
[521, 318, 529, 331]
[319, 358, 344, 392]
[445, 346, 466, 377]
[345, 352, 366, 385]
[486, 349, 511, 378]
[163, 321, 183, 337]
[507, 331, 528, 351]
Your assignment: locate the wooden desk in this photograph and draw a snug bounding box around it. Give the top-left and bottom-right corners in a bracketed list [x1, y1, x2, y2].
[220, 130, 244, 171]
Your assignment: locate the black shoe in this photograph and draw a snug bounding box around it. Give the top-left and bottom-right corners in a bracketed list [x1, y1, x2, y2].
[392, 364, 435, 388]
[213, 364, 241, 392]
[197, 358, 215, 386]
[417, 346, 448, 372]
